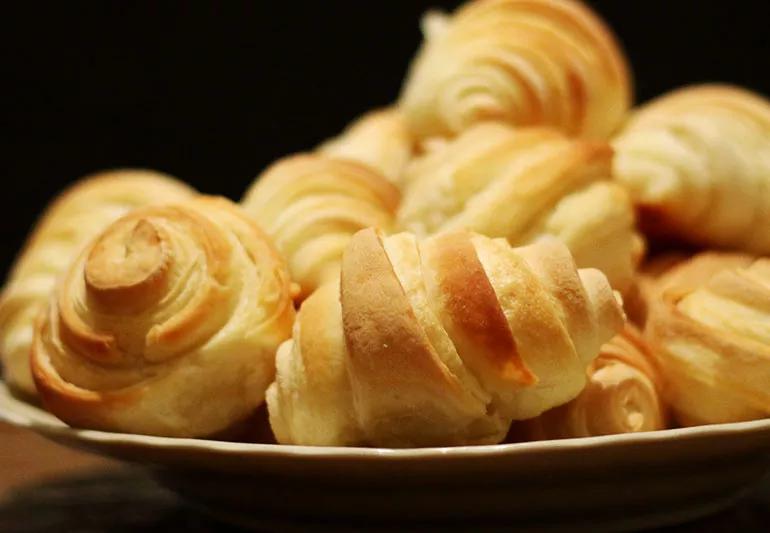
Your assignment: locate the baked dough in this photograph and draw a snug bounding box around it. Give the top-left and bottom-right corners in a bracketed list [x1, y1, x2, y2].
[268, 228, 624, 447]
[31, 196, 296, 437]
[512, 325, 666, 439]
[644, 252, 770, 426]
[241, 154, 400, 300]
[399, 0, 632, 140]
[614, 84, 770, 251]
[0, 170, 195, 397]
[398, 123, 643, 292]
[318, 108, 415, 184]
[624, 253, 690, 327]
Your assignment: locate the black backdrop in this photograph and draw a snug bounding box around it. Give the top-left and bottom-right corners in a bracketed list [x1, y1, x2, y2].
[3, 1, 769, 277]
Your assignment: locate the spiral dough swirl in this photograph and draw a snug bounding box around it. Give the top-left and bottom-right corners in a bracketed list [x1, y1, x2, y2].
[0, 170, 195, 397]
[514, 325, 667, 439]
[31, 196, 295, 437]
[399, 0, 632, 140]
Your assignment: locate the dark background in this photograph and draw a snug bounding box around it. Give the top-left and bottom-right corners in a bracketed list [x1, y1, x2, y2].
[3, 1, 769, 276]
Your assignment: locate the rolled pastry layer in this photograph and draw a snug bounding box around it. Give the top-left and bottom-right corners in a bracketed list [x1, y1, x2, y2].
[268, 228, 624, 447]
[399, 0, 632, 140]
[0, 170, 195, 397]
[32, 197, 296, 437]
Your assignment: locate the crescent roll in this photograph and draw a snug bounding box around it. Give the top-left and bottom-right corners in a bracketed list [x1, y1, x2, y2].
[318, 108, 415, 184]
[512, 325, 666, 440]
[399, 0, 632, 140]
[31, 196, 296, 437]
[398, 123, 643, 292]
[624, 253, 690, 327]
[613, 84, 770, 252]
[267, 228, 625, 447]
[644, 252, 770, 426]
[0, 170, 195, 397]
[241, 154, 400, 300]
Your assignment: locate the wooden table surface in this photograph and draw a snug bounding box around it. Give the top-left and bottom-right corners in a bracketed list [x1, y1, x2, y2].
[2, 420, 770, 532]
[0, 422, 114, 496]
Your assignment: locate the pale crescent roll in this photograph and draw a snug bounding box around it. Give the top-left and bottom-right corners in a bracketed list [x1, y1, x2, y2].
[318, 108, 415, 185]
[0, 170, 195, 397]
[267, 229, 624, 447]
[624, 252, 746, 327]
[644, 252, 770, 426]
[623, 253, 688, 327]
[398, 123, 643, 292]
[512, 325, 667, 440]
[241, 154, 400, 300]
[399, 0, 632, 140]
[31, 196, 296, 437]
[613, 84, 770, 252]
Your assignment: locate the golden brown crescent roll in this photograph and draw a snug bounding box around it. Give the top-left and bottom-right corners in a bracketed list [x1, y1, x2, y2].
[267, 228, 625, 447]
[399, 0, 632, 140]
[241, 154, 400, 300]
[644, 252, 770, 426]
[398, 123, 643, 292]
[318, 108, 415, 184]
[0, 170, 195, 398]
[31, 196, 296, 437]
[613, 84, 770, 252]
[511, 325, 667, 440]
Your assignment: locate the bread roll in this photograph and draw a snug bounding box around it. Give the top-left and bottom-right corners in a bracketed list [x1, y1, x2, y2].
[241, 154, 400, 300]
[318, 108, 415, 184]
[31, 196, 295, 437]
[398, 123, 643, 292]
[268, 228, 624, 447]
[624, 253, 689, 327]
[644, 252, 770, 426]
[0, 170, 195, 397]
[512, 325, 666, 440]
[399, 0, 632, 140]
[614, 84, 770, 252]
[625, 252, 755, 327]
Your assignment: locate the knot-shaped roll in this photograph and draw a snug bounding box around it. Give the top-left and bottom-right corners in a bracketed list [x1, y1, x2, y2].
[31, 196, 296, 437]
[613, 84, 770, 252]
[318, 108, 415, 184]
[644, 252, 770, 426]
[0, 170, 195, 397]
[267, 228, 624, 447]
[398, 122, 643, 292]
[241, 154, 400, 300]
[399, 0, 632, 140]
[512, 325, 666, 440]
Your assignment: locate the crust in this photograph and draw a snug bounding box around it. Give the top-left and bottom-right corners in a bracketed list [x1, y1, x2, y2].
[241, 153, 400, 299]
[317, 107, 415, 183]
[421, 231, 535, 385]
[645, 255, 770, 424]
[340, 228, 465, 403]
[399, 0, 632, 138]
[0, 170, 195, 396]
[30, 196, 295, 437]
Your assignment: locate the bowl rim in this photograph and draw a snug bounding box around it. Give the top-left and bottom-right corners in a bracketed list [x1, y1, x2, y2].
[3, 381, 770, 460]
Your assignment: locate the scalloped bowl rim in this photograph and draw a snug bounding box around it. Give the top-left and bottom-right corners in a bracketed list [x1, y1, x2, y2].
[4, 382, 770, 460]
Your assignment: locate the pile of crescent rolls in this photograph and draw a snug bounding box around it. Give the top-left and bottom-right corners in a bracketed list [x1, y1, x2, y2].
[2, 0, 769, 447]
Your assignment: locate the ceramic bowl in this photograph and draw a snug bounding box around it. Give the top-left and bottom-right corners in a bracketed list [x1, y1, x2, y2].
[2, 382, 770, 532]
